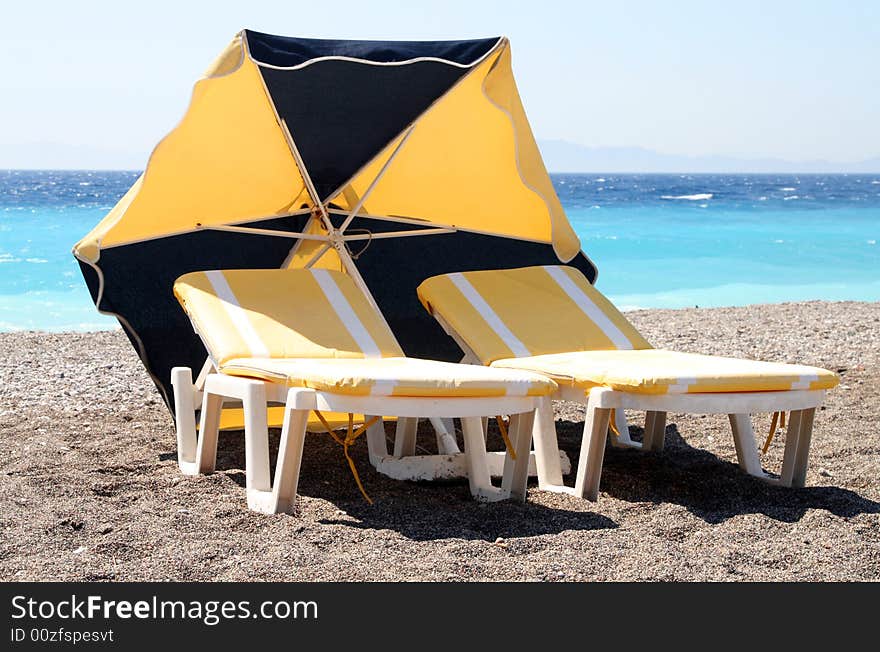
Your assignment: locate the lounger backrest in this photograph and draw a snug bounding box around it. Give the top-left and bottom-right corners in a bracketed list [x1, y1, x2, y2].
[174, 268, 404, 366]
[417, 265, 651, 364]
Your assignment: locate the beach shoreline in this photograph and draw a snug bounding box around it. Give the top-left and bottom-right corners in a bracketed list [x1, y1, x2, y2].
[1, 300, 878, 581]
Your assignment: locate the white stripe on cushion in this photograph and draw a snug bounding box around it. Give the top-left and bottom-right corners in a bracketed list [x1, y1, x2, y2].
[369, 378, 396, 396]
[667, 376, 696, 394]
[448, 273, 531, 358]
[311, 269, 382, 359]
[204, 271, 270, 357]
[791, 373, 819, 390]
[503, 380, 529, 397]
[544, 266, 634, 350]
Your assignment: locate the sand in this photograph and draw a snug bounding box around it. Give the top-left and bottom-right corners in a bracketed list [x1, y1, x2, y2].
[1, 300, 878, 581]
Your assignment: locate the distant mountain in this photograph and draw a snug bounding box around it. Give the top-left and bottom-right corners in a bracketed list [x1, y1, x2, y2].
[538, 139, 880, 174]
[0, 142, 146, 171]
[3, 139, 879, 174]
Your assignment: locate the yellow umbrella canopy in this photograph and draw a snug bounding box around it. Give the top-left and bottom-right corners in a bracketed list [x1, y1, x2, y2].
[74, 29, 596, 409]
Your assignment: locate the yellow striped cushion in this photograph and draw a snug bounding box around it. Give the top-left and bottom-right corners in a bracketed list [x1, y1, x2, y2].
[417, 265, 650, 364]
[174, 269, 404, 366]
[220, 357, 557, 397]
[491, 349, 839, 394]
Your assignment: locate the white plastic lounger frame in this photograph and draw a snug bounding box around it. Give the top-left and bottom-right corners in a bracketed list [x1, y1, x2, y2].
[170, 357, 550, 484]
[430, 312, 826, 501]
[171, 366, 542, 513]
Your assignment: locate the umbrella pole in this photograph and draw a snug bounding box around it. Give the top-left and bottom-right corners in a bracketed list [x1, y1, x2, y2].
[281, 118, 399, 330]
[276, 119, 525, 482]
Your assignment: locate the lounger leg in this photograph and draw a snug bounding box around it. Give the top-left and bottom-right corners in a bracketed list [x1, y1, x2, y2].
[365, 415, 388, 466]
[171, 367, 198, 473]
[461, 416, 507, 502]
[779, 409, 814, 488]
[643, 411, 667, 452]
[792, 408, 815, 487]
[177, 382, 221, 477]
[501, 410, 536, 501]
[248, 407, 309, 515]
[241, 383, 270, 493]
[728, 413, 769, 479]
[574, 394, 611, 501]
[192, 391, 223, 475]
[531, 397, 566, 490]
[393, 417, 418, 457]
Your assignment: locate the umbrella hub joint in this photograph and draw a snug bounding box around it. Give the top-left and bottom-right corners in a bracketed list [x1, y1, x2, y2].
[310, 205, 345, 244]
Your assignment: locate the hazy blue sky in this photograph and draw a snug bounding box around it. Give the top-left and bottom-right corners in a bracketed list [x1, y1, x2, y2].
[1, 0, 878, 168]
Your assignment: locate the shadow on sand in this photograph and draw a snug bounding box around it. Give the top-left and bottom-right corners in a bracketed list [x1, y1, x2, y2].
[553, 419, 880, 525]
[187, 417, 878, 537]
[210, 427, 617, 542]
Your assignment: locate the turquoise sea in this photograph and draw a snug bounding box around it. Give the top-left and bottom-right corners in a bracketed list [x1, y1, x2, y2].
[1, 170, 878, 331]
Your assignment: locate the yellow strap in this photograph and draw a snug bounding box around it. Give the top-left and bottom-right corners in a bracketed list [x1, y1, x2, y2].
[495, 416, 516, 460]
[313, 410, 340, 441]
[762, 411, 784, 455]
[608, 408, 621, 438]
[312, 410, 380, 504]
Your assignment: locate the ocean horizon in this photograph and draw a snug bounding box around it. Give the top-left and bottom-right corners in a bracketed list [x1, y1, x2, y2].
[1, 169, 878, 332]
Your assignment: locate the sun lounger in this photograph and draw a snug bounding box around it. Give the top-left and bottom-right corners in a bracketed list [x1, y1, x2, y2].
[171, 268, 556, 513]
[417, 265, 839, 500]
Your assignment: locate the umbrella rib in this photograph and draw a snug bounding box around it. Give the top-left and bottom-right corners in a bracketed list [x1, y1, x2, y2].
[280, 119, 335, 233]
[342, 228, 455, 241]
[198, 225, 331, 241]
[276, 120, 399, 341]
[339, 125, 415, 234]
[303, 242, 333, 269]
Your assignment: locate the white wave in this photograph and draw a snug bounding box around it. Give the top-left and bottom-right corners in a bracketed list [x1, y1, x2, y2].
[781, 187, 796, 191]
[660, 193, 713, 201]
[869, 240, 877, 245]
[774, 239, 785, 244]
[758, 196, 768, 201]
[872, 181, 880, 185]
[698, 203, 708, 208]
[783, 195, 799, 200]
[25, 258, 48, 264]
[595, 178, 606, 182]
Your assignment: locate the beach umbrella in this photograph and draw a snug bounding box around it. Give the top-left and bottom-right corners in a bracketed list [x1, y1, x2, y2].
[73, 29, 597, 412]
